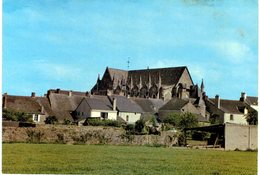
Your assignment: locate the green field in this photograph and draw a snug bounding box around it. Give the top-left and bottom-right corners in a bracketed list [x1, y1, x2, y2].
[3, 143, 257, 174]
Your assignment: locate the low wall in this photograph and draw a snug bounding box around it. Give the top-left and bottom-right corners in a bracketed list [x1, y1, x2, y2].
[225, 123, 257, 150]
[2, 125, 178, 146]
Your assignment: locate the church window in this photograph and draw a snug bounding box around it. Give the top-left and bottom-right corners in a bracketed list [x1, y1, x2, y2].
[126, 115, 129, 122]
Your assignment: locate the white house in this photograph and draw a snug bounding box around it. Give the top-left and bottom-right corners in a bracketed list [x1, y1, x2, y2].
[108, 95, 143, 124]
[74, 96, 117, 123]
[206, 95, 251, 125]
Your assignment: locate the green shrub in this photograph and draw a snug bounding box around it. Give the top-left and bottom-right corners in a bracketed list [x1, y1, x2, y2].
[45, 116, 58, 124]
[164, 113, 198, 130]
[84, 118, 120, 127]
[135, 119, 145, 133]
[3, 110, 32, 122]
[63, 119, 72, 125]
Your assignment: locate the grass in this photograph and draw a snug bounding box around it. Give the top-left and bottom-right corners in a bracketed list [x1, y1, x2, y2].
[3, 143, 257, 174]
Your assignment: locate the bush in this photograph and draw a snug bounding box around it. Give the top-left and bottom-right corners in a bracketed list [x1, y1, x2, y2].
[63, 119, 72, 125]
[135, 119, 145, 133]
[84, 118, 120, 127]
[56, 133, 66, 144]
[45, 116, 58, 124]
[26, 130, 45, 143]
[164, 113, 198, 130]
[3, 110, 32, 122]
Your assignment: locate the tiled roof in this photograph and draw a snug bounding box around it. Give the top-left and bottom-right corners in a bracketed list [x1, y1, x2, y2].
[4, 95, 42, 114]
[108, 95, 143, 113]
[159, 98, 189, 111]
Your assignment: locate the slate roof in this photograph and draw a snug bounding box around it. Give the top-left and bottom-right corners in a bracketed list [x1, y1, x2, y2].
[159, 98, 189, 111]
[108, 95, 143, 113]
[128, 66, 188, 86]
[208, 98, 247, 114]
[245, 96, 258, 106]
[107, 68, 128, 83]
[4, 95, 43, 114]
[105, 66, 191, 87]
[130, 98, 165, 113]
[85, 96, 113, 110]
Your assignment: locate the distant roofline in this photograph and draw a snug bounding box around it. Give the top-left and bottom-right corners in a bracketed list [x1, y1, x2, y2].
[107, 66, 188, 72]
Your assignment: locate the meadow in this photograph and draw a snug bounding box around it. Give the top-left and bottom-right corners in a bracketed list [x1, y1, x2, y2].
[3, 143, 257, 174]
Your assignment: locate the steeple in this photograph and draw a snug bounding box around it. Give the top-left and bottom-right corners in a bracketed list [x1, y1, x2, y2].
[139, 76, 142, 89]
[130, 75, 133, 89]
[148, 72, 152, 89]
[96, 74, 100, 91]
[158, 72, 161, 88]
[201, 79, 204, 92]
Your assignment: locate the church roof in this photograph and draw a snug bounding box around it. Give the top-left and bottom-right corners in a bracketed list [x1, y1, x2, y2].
[105, 66, 192, 86]
[128, 66, 188, 86]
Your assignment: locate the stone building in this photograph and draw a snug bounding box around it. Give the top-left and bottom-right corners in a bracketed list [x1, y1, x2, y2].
[91, 66, 202, 101]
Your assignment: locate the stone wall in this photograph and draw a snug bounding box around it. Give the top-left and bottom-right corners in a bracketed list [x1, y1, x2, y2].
[225, 123, 257, 150]
[2, 125, 178, 146]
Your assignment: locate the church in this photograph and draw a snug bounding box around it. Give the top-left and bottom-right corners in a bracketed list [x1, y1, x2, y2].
[91, 66, 205, 101]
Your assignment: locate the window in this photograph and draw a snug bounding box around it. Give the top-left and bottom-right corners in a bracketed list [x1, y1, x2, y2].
[101, 112, 108, 119]
[33, 114, 39, 122]
[126, 115, 129, 122]
[230, 114, 234, 121]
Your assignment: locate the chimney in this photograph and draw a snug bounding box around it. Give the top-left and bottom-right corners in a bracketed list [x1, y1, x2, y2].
[240, 92, 246, 102]
[41, 106, 44, 113]
[3, 93, 7, 109]
[113, 98, 117, 111]
[56, 88, 60, 94]
[31, 92, 36, 97]
[68, 91, 72, 97]
[215, 95, 220, 109]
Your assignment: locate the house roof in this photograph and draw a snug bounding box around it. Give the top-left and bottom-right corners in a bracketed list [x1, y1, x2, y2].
[85, 96, 113, 111]
[245, 96, 258, 106]
[48, 93, 85, 121]
[130, 98, 165, 113]
[36, 97, 55, 116]
[208, 98, 247, 114]
[159, 98, 189, 111]
[108, 95, 143, 113]
[4, 95, 43, 114]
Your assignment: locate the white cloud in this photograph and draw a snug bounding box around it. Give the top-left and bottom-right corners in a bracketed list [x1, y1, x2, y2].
[32, 60, 83, 81]
[211, 41, 251, 63]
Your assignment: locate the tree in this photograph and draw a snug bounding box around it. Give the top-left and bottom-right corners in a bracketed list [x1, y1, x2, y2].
[163, 113, 181, 127]
[246, 109, 258, 125]
[179, 113, 198, 129]
[164, 112, 198, 130]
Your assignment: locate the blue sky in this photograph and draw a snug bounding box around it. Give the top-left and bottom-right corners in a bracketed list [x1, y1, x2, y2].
[3, 0, 258, 100]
